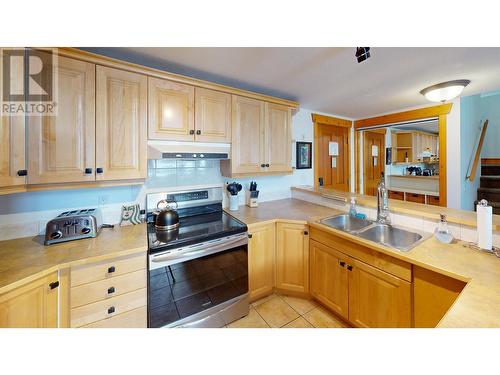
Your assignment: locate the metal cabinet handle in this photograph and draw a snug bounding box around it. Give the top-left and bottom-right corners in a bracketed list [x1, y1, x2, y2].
[347, 265, 353, 271]
[196, 130, 201, 135]
[339, 261, 345, 268]
[108, 306, 115, 314]
[189, 129, 195, 135]
[17, 170, 28, 176]
[107, 286, 115, 294]
[108, 266, 115, 274]
[49, 281, 59, 289]
[85, 168, 93, 174]
[96, 168, 103, 174]
[265, 164, 270, 167]
[260, 164, 265, 168]
[303, 230, 309, 235]
[248, 234, 253, 239]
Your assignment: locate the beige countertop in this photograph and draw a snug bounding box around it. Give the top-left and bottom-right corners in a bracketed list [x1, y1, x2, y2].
[226, 198, 338, 225]
[292, 185, 500, 231]
[389, 175, 439, 180]
[0, 224, 147, 294]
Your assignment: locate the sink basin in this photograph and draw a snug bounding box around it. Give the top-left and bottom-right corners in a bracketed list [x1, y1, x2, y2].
[356, 224, 425, 252]
[320, 214, 373, 233]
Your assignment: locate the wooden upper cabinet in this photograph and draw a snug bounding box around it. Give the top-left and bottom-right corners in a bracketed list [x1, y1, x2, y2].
[265, 103, 292, 173]
[276, 222, 309, 293]
[230, 95, 265, 174]
[96, 66, 147, 181]
[194, 87, 231, 142]
[348, 258, 411, 328]
[310, 240, 349, 320]
[0, 272, 59, 328]
[28, 55, 96, 184]
[148, 77, 194, 141]
[0, 48, 25, 188]
[248, 222, 276, 302]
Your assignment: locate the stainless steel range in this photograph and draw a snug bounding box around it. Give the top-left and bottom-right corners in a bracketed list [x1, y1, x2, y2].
[146, 186, 249, 328]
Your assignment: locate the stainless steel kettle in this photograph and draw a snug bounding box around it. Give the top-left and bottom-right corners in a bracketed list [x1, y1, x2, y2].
[154, 200, 179, 231]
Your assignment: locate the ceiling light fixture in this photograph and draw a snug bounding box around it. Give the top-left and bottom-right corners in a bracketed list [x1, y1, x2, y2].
[355, 47, 370, 63]
[419, 79, 471, 102]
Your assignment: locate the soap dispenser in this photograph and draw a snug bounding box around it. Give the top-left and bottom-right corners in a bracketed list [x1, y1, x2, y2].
[434, 214, 454, 244]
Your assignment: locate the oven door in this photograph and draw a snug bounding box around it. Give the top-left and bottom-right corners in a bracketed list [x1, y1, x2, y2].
[148, 233, 248, 328]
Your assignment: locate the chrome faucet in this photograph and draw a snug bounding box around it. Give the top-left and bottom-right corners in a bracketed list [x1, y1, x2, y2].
[377, 172, 391, 224]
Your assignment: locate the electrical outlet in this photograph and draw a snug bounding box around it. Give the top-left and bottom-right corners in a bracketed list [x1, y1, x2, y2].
[98, 195, 109, 206]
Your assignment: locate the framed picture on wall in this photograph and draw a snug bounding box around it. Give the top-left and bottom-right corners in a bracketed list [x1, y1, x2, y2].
[296, 141, 312, 169]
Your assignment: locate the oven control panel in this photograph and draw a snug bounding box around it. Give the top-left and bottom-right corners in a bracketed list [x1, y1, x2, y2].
[167, 190, 209, 202]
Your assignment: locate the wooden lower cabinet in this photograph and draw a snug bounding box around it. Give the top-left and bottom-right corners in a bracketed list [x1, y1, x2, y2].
[309, 235, 412, 328]
[68, 253, 147, 328]
[406, 192, 425, 204]
[388, 190, 404, 201]
[348, 258, 411, 328]
[310, 240, 349, 320]
[0, 272, 59, 328]
[248, 222, 276, 302]
[276, 222, 309, 294]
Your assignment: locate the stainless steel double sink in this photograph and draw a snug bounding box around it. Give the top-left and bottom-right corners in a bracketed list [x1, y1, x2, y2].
[319, 214, 430, 252]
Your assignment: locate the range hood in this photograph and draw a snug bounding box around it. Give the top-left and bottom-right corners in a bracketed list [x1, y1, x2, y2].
[148, 140, 230, 160]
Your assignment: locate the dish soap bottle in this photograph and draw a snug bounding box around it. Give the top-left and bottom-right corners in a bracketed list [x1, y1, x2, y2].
[349, 197, 357, 217]
[434, 214, 453, 244]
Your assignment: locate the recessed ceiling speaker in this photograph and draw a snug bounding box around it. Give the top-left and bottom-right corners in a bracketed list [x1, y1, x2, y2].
[356, 47, 371, 63]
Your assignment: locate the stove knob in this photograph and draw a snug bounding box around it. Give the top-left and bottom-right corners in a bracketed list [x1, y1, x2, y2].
[50, 231, 63, 240]
[81, 227, 91, 235]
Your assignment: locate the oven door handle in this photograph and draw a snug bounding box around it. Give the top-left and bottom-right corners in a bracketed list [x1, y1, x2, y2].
[150, 234, 248, 267]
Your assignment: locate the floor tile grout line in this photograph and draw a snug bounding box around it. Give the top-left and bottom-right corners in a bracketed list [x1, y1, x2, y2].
[250, 305, 271, 328]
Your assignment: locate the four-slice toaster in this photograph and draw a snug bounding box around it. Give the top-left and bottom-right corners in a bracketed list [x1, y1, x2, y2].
[44, 208, 102, 245]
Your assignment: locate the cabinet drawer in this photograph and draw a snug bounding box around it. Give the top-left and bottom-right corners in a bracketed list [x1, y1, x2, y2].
[70, 269, 146, 308]
[388, 190, 404, 201]
[71, 288, 146, 327]
[310, 227, 411, 282]
[427, 195, 440, 206]
[406, 193, 425, 204]
[82, 306, 147, 328]
[71, 253, 146, 287]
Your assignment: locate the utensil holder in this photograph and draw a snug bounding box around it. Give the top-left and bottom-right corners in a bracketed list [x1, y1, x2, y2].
[229, 195, 239, 211]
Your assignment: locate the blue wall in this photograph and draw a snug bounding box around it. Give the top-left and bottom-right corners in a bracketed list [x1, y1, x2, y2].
[460, 91, 500, 210]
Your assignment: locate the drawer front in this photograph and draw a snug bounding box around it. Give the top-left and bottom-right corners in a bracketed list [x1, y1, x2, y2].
[82, 306, 147, 328]
[71, 253, 146, 287]
[427, 195, 440, 206]
[71, 288, 146, 327]
[388, 190, 404, 201]
[71, 269, 146, 308]
[310, 227, 411, 282]
[406, 193, 425, 203]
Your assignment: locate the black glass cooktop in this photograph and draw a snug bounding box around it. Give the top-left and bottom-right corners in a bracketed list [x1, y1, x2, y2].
[148, 210, 247, 253]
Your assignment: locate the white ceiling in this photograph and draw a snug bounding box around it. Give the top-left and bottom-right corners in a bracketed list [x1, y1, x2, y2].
[85, 47, 500, 119]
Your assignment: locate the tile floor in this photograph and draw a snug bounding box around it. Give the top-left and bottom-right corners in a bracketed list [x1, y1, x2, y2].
[226, 293, 349, 328]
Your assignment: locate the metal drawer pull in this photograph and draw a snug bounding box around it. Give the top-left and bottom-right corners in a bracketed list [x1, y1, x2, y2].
[108, 306, 115, 314]
[339, 261, 345, 268]
[108, 266, 115, 274]
[107, 286, 115, 294]
[49, 281, 59, 289]
[347, 265, 353, 271]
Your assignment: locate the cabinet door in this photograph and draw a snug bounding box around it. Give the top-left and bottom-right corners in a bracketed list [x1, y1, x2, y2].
[148, 77, 194, 141]
[27, 54, 95, 184]
[231, 95, 265, 174]
[309, 240, 349, 320]
[96, 66, 147, 180]
[264, 103, 292, 173]
[276, 222, 309, 293]
[0, 272, 58, 328]
[248, 222, 275, 302]
[195, 87, 231, 142]
[348, 258, 411, 328]
[0, 48, 25, 188]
